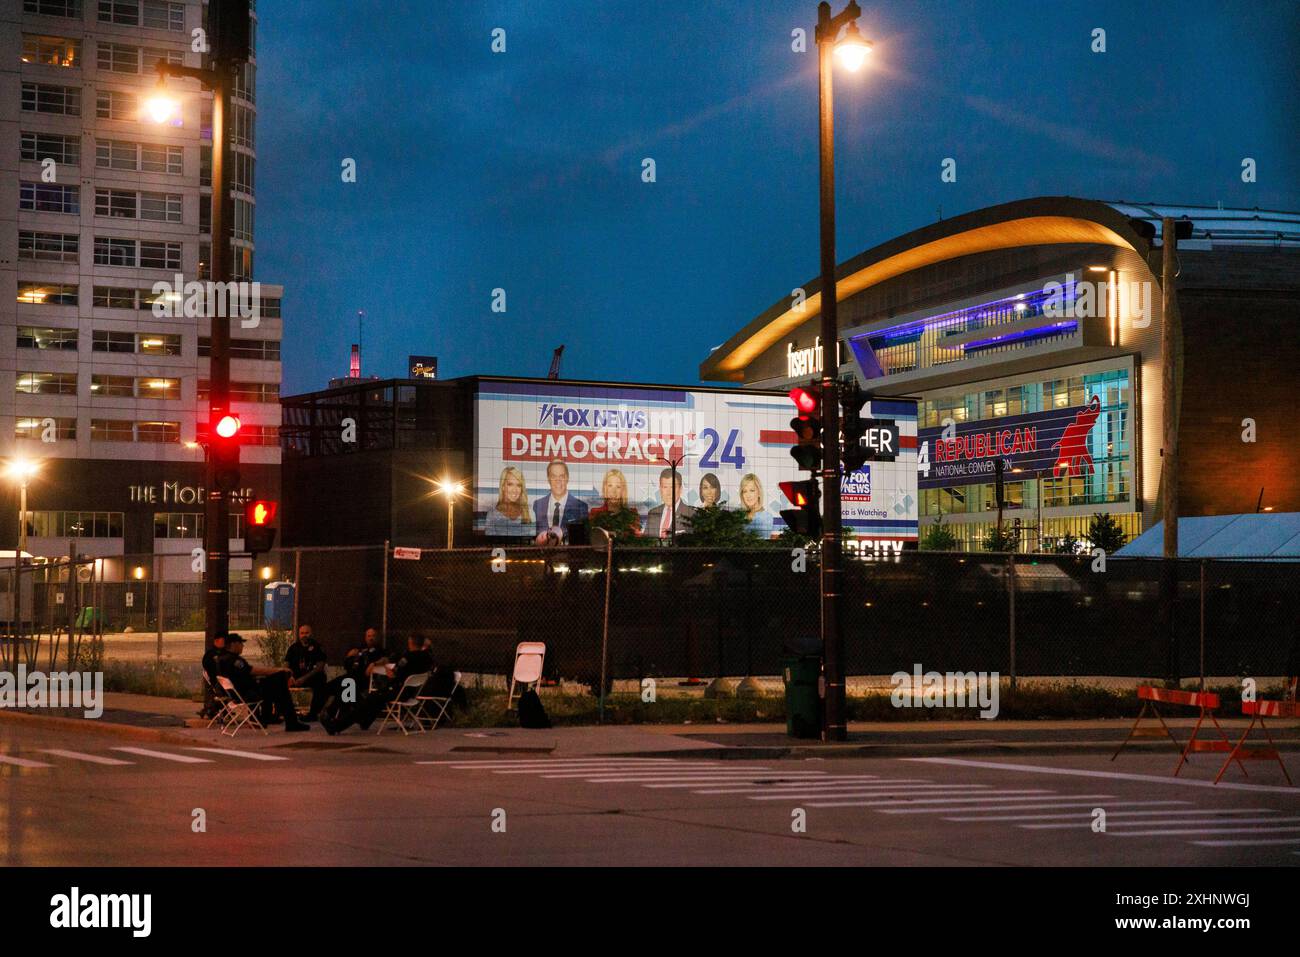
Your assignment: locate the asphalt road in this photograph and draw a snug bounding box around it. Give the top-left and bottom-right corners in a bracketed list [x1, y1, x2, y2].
[2, 723, 1298, 866]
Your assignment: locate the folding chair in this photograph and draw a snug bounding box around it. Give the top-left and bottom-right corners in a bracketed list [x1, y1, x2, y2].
[1215, 695, 1296, 785]
[201, 670, 232, 730]
[414, 671, 462, 732]
[216, 675, 268, 737]
[375, 672, 430, 736]
[508, 642, 546, 711]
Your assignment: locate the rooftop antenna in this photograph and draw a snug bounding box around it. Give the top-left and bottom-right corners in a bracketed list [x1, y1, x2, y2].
[548, 345, 565, 380]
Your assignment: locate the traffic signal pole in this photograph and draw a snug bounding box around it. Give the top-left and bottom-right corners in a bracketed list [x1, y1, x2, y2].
[816, 7, 847, 742]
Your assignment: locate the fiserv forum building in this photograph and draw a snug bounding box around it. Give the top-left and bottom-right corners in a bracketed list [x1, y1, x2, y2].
[701, 197, 1300, 551]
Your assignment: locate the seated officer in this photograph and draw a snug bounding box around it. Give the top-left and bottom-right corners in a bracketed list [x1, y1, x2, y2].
[317, 627, 387, 729]
[217, 633, 309, 733]
[324, 634, 431, 735]
[199, 633, 227, 718]
[285, 623, 328, 721]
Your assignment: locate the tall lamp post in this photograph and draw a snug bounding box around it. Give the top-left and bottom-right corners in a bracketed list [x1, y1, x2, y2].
[434, 479, 466, 550]
[5, 459, 39, 671]
[814, 1, 870, 742]
[144, 0, 251, 647]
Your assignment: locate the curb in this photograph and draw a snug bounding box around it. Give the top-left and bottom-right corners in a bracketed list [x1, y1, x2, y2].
[0, 708, 196, 746]
[613, 740, 1300, 761]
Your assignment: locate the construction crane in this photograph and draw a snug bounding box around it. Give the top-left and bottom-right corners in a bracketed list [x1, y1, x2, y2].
[548, 345, 564, 380]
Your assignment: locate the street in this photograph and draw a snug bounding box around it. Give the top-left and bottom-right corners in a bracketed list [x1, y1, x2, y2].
[3, 723, 1297, 867]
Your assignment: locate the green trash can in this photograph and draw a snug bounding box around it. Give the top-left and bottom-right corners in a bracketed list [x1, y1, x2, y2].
[75, 606, 100, 629]
[782, 654, 822, 739]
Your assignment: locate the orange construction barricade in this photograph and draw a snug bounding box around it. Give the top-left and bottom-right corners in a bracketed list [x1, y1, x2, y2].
[1112, 685, 1242, 777]
[1215, 696, 1295, 786]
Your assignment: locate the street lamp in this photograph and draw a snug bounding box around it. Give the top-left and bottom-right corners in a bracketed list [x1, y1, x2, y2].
[433, 478, 466, 550]
[1012, 467, 1045, 552]
[4, 458, 39, 672]
[813, 0, 870, 743]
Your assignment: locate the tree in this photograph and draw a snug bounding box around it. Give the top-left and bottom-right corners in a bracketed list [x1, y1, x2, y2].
[981, 523, 1019, 553]
[1088, 512, 1127, 553]
[675, 504, 761, 548]
[920, 516, 959, 551]
[589, 507, 640, 543]
[1051, 533, 1081, 555]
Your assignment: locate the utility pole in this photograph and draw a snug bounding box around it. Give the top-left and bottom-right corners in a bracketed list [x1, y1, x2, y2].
[1160, 216, 1185, 683]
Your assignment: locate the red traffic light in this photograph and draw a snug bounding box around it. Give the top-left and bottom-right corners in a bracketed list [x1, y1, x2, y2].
[779, 482, 808, 507]
[214, 414, 241, 439]
[789, 386, 820, 414]
[245, 499, 277, 526]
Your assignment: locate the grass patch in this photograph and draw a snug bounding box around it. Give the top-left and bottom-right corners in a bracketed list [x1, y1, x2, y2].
[102, 661, 197, 700]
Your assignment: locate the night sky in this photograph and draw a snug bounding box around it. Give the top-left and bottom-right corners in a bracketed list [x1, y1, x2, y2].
[255, 0, 1300, 395]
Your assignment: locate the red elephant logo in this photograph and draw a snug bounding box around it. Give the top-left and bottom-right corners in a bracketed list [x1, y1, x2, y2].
[1052, 395, 1101, 477]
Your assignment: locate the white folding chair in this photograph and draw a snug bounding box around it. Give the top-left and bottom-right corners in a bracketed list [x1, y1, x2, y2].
[216, 675, 268, 736]
[201, 670, 232, 730]
[508, 642, 546, 711]
[415, 671, 462, 732]
[375, 672, 430, 736]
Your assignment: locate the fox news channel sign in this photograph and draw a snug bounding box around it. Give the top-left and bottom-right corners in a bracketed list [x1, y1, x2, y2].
[472, 382, 918, 542]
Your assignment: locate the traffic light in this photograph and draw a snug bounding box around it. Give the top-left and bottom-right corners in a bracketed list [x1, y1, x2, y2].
[209, 412, 242, 493]
[840, 377, 870, 473]
[244, 499, 278, 556]
[779, 479, 822, 537]
[788, 382, 823, 471]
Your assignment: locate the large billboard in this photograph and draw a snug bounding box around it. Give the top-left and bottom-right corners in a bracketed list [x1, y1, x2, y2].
[473, 381, 918, 542]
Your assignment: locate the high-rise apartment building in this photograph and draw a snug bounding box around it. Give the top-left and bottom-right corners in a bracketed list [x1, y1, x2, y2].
[1, 0, 282, 580]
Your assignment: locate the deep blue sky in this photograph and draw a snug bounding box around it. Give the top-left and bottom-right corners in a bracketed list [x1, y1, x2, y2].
[255, 0, 1300, 395]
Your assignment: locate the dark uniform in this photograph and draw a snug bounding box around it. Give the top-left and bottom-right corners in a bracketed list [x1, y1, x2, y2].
[216, 647, 307, 730]
[200, 638, 226, 718]
[318, 641, 387, 731]
[331, 645, 433, 734]
[285, 637, 328, 719]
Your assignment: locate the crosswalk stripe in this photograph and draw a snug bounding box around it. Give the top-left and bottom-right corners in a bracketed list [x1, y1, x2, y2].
[0, 754, 53, 768]
[882, 800, 1174, 815]
[38, 749, 134, 766]
[943, 804, 1215, 822]
[1112, 825, 1300, 838]
[111, 747, 212, 764]
[527, 767, 747, 778]
[1022, 816, 1300, 830]
[417, 758, 688, 767]
[643, 777, 843, 789]
[185, 748, 289, 761]
[908, 757, 1300, 794]
[1193, 838, 1300, 847]
[575, 771, 827, 782]
[697, 779, 935, 795]
[745, 786, 994, 801]
[492, 763, 717, 774]
[807, 789, 1062, 808]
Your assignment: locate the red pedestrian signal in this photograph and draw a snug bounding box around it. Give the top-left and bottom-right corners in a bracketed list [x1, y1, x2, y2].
[243, 499, 278, 555]
[788, 382, 823, 472]
[214, 413, 241, 439]
[779, 479, 821, 537]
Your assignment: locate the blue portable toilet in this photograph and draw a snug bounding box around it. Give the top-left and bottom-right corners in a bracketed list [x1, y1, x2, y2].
[263, 581, 295, 629]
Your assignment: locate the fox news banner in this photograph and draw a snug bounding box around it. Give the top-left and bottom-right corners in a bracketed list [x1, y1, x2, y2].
[471, 381, 918, 543]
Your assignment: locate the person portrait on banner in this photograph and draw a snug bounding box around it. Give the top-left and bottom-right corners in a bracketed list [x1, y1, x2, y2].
[532, 458, 589, 544]
[698, 472, 722, 507]
[646, 467, 695, 539]
[739, 472, 774, 537]
[589, 467, 642, 539]
[486, 466, 535, 537]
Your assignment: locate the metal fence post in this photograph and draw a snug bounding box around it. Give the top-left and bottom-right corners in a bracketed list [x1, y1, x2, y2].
[155, 558, 164, 665]
[1199, 558, 1206, 691]
[291, 548, 301, 639]
[1007, 552, 1017, 694]
[598, 534, 613, 723]
[381, 540, 390, 641]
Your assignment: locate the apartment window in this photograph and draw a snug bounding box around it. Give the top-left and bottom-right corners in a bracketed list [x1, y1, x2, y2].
[232, 244, 253, 282]
[97, 42, 141, 74]
[17, 372, 77, 396]
[92, 330, 136, 353]
[261, 298, 281, 319]
[22, 35, 81, 68]
[91, 420, 135, 442]
[94, 237, 137, 267]
[139, 240, 181, 269]
[98, 0, 139, 25]
[231, 151, 255, 193]
[138, 377, 181, 400]
[96, 89, 137, 121]
[17, 282, 78, 306]
[24, 1, 84, 17]
[95, 139, 136, 170]
[140, 142, 183, 174]
[21, 132, 79, 166]
[138, 333, 181, 356]
[93, 286, 136, 309]
[18, 231, 79, 263]
[27, 511, 123, 538]
[201, 338, 280, 361]
[240, 425, 280, 448]
[233, 199, 254, 240]
[230, 104, 255, 148]
[91, 374, 136, 398]
[143, 0, 185, 31]
[154, 512, 203, 539]
[21, 82, 81, 116]
[199, 145, 211, 187]
[17, 327, 78, 351]
[16, 417, 76, 441]
[232, 62, 255, 103]
[199, 381, 279, 403]
[142, 47, 184, 70]
[140, 191, 183, 223]
[199, 202, 211, 234]
[95, 188, 137, 218]
[137, 420, 180, 443]
[20, 182, 79, 214]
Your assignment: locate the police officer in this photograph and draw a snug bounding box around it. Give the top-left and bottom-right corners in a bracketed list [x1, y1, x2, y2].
[328, 633, 432, 734]
[217, 633, 309, 732]
[285, 623, 328, 721]
[199, 632, 227, 719]
[318, 627, 387, 732]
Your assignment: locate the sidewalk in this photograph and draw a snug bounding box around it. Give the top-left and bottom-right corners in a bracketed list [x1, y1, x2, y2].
[5, 691, 1300, 759]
